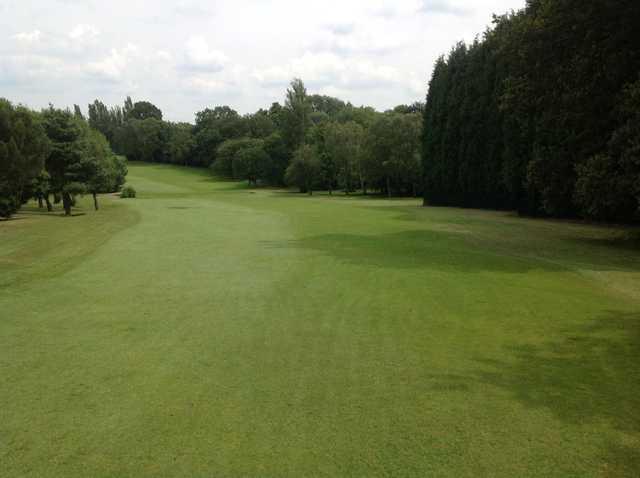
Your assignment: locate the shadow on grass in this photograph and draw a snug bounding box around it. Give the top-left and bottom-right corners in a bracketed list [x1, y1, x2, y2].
[570, 232, 640, 253]
[267, 190, 421, 201]
[476, 311, 640, 430]
[460, 310, 640, 474]
[262, 229, 564, 273]
[3, 207, 88, 219]
[268, 190, 310, 197]
[197, 176, 247, 188]
[14, 207, 55, 216]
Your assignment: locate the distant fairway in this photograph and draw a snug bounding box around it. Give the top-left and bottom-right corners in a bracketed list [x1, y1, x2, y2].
[2, 162, 639, 477]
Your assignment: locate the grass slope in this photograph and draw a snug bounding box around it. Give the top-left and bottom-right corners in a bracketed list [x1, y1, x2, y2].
[1, 162, 639, 477]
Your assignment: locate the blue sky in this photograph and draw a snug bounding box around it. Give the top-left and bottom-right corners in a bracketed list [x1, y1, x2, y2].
[1, 0, 525, 121]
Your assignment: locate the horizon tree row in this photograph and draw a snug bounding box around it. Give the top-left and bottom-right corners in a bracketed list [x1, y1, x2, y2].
[87, 83, 424, 196]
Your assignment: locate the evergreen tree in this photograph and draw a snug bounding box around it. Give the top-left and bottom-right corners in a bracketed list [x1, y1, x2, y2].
[282, 79, 311, 152]
[423, 0, 640, 221]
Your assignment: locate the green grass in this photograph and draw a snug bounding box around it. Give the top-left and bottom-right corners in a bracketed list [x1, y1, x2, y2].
[2, 162, 639, 477]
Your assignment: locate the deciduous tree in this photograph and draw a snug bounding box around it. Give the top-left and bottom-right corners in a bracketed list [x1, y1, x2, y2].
[285, 144, 321, 195]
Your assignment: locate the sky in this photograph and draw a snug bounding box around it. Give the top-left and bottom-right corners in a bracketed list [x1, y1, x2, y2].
[1, 0, 525, 122]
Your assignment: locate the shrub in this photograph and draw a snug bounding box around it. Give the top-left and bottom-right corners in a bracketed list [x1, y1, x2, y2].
[120, 185, 136, 198]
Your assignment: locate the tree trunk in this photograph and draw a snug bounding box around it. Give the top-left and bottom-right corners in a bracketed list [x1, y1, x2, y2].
[37, 195, 44, 209]
[62, 192, 72, 216]
[45, 194, 53, 212]
[93, 192, 99, 211]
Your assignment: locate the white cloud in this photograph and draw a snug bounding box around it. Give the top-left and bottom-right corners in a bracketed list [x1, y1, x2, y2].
[12, 29, 42, 44]
[69, 23, 99, 41]
[325, 23, 355, 36]
[421, 0, 471, 16]
[173, 1, 213, 18]
[369, 0, 424, 17]
[86, 43, 138, 80]
[1, 0, 526, 120]
[185, 77, 227, 92]
[311, 28, 406, 56]
[183, 36, 228, 72]
[0, 53, 76, 87]
[156, 50, 172, 62]
[253, 51, 422, 95]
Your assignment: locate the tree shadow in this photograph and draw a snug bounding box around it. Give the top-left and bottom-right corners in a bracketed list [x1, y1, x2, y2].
[474, 311, 640, 431]
[197, 175, 248, 190]
[345, 205, 640, 273]
[262, 229, 565, 274]
[430, 310, 640, 474]
[570, 232, 640, 253]
[268, 190, 316, 198]
[2, 208, 85, 219]
[14, 207, 55, 216]
[11, 203, 91, 218]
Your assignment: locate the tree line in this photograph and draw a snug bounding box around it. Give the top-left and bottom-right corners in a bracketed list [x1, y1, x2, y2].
[422, 0, 640, 222]
[0, 100, 127, 218]
[7, 0, 634, 223]
[88, 82, 424, 196]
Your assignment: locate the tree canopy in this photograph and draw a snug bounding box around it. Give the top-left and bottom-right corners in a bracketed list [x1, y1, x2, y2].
[77, 81, 424, 197]
[0, 100, 126, 218]
[0, 99, 50, 217]
[422, 0, 640, 222]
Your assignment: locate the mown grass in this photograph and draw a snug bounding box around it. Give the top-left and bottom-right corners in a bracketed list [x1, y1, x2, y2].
[1, 162, 639, 477]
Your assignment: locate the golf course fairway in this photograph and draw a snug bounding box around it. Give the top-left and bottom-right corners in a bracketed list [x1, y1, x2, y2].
[2, 162, 639, 477]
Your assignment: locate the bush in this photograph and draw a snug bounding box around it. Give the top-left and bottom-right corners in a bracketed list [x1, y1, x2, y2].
[120, 185, 136, 198]
[0, 194, 19, 219]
